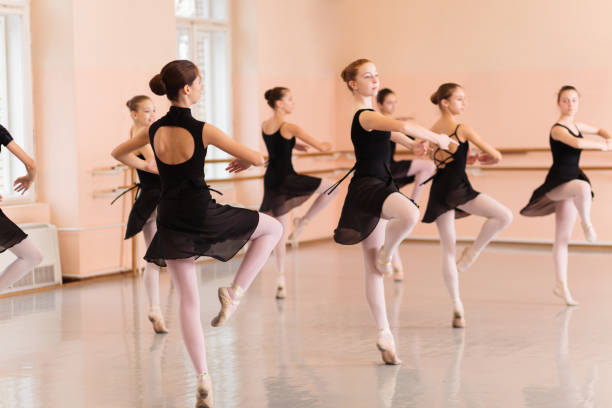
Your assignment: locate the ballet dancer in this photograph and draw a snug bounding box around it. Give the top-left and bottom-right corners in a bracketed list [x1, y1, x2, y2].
[422, 82, 512, 328]
[521, 85, 610, 306]
[0, 124, 43, 293]
[117, 95, 168, 333]
[331, 58, 453, 364]
[112, 60, 282, 408]
[260, 87, 339, 299]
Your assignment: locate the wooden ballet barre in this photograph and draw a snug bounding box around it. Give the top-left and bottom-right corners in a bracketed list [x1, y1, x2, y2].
[97, 147, 605, 175]
[92, 167, 351, 198]
[206, 167, 352, 184]
[91, 164, 128, 175]
[95, 162, 612, 198]
[93, 187, 131, 198]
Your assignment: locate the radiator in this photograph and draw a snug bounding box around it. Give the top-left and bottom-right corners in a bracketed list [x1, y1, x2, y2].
[0, 223, 62, 295]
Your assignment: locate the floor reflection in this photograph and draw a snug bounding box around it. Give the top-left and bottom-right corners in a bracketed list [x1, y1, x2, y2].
[0, 242, 611, 407]
[523, 308, 599, 407]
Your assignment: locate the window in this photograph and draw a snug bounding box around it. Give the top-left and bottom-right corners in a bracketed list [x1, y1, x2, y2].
[0, 1, 33, 202]
[175, 0, 231, 179]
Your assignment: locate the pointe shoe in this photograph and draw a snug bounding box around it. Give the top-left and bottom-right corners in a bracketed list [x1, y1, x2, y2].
[195, 373, 213, 408]
[147, 311, 169, 334]
[457, 247, 477, 273]
[376, 332, 402, 365]
[275, 285, 286, 299]
[452, 302, 465, 328]
[211, 287, 241, 327]
[288, 217, 309, 242]
[553, 284, 579, 306]
[581, 222, 597, 243]
[452, 310, 466, 328]
[376, 248, 393, 277]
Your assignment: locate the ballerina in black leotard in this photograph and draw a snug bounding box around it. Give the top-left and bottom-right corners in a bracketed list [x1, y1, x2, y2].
[376, 88, 436, 281]
[118, 95, 168, 334]
[0, 124, 42, 293]
[423, 83, 512, 328]
[333, 59, 453, 365]
[260, 87, 340, 299]
[112, 60, 282, 408]
[521, 85, 611, 306]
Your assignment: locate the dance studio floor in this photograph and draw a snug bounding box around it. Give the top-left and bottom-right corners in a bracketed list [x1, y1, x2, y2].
[0, 241, 610, 407]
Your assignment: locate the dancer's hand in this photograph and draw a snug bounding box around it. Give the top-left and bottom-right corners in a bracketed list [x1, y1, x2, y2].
[14, 174, 34, 194]
[143, 159, 159, 174]
[437, 134, 458, 150]
[294, 142, 310, 152]
[466, 148, 479, 165]
[477, 152, 498, 165]
[412, 141, 429, 157]
[319, 142, 332, 152]
[226, 158, 252, 173]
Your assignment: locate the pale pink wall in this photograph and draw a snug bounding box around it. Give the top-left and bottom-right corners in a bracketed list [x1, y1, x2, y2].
[31, 0, 175, 277]
[333, 0, 612, 242]
[227, 0, 346, 241]
[231, 0, 612, 245]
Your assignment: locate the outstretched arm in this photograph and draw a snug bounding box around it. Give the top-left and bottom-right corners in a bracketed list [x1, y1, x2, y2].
[6, 142, 36, 194]
[577, 122, 611, 140]
[461, 125, 502, 165]
[111, 127, 158, 173]
[551, 126, 608, 150]
[203, 123, 265, 173]
[359, 110, 454, 149]
[390, 131, 416, 150]
[282, 123, 331, 152]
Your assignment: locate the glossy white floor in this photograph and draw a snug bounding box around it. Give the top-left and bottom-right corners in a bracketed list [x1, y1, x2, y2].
[0, 241, 609, 407]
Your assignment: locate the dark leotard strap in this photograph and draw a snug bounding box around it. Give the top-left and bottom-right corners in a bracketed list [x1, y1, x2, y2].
[432, 124, 462, 167]
[420, 124, 463, 186]
[552, 123, 581, 137]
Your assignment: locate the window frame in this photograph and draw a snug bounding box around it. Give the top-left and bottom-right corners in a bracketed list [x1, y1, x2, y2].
[175, 3, 232, 134]
[0, 0, 34, 204]
[175, 1, 233, 177]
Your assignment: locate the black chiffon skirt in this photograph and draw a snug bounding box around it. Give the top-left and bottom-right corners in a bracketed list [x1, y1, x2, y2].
[422, 169, 480, 223]
[390, 160, 415, 188]
[125, 187, 161, 239]
[520, 167, 592, 217]
[334, 176, 413, 245]
[144, 189, 259, 267]
[0, 209, 27, 253]
[259, 172, 321, 217]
